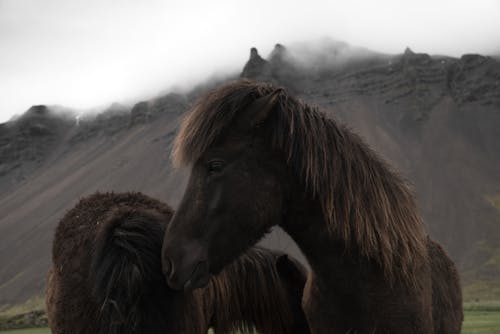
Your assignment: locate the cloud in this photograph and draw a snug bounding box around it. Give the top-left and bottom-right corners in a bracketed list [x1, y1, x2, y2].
[1, 0, 499, 122]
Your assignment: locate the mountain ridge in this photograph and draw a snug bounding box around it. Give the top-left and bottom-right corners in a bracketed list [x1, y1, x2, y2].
[1, 40, 499, 307]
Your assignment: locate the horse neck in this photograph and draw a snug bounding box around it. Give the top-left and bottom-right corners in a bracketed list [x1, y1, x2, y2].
[280, 193, 344, 280]
[278, 118, 427, 285]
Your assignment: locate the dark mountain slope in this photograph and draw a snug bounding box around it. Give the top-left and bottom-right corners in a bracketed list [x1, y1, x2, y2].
[1, 41, 499, 307]
[0, 95, 189, 306]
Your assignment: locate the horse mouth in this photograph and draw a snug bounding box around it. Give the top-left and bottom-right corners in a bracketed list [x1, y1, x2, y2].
[183, 260, 210, 291]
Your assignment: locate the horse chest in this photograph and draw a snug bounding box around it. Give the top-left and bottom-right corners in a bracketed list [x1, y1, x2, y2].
[302, 274, 352, 333]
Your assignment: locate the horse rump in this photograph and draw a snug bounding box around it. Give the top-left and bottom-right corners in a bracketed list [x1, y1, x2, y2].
[429, 238, 463, 334]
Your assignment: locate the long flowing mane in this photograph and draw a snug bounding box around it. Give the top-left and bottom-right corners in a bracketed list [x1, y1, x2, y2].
[172, 80, 428, 285]
[202, 247, 295, 334]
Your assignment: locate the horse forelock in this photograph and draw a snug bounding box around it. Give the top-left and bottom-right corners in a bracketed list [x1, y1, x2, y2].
[173, 79, 428, 287]
[172, 80, 276, 167]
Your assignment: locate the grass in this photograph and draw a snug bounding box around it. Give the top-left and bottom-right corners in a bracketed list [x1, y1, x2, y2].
[0, 297, 45, 317]
[0, 328, 211, 334]
[0, 304, 498, 333]
[462, 309, 500, 334]
[464, 301, 500, 312]
[0, 296, 47, 332]
[0, 329, 49, 334]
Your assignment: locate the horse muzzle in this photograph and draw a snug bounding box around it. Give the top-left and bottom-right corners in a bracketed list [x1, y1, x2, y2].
[162, 241, 210, 291]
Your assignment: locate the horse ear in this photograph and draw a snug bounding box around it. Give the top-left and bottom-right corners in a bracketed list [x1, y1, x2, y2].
[241, 89, 283, 128]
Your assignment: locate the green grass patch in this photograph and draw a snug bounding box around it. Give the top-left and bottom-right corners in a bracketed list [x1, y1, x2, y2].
[462, 309, 500, 334]
[0, 296, 47, 331]
[0, 329, 50, 334]
[0, 306, 498, 333]
[464, 300, 500, 312]
[0, 296, 45, 317]
[1, 327, 211, 334]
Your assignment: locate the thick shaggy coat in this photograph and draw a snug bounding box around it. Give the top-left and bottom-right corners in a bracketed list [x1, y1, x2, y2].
[163, 80, 463, 333]
[47, 192, 309, 334]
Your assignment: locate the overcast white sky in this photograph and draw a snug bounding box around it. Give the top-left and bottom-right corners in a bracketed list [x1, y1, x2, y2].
[1, 0, 500, 123]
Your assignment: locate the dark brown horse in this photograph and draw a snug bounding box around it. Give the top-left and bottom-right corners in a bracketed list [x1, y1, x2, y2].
[47, 192, 309, 334]
[162, 80, 463, 333]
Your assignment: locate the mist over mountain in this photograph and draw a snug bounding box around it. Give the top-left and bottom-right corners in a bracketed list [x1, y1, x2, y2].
[1, 39, 499, 307]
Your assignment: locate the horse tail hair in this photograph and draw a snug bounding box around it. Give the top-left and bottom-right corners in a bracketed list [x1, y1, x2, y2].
[90, 207, 171, 334]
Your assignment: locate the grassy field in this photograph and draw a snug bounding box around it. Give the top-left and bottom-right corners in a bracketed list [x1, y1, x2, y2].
[461, 301, 500, 334]
[0, 329, 49, 334]
[0, 308, 498, 333]
[462, 311, 500, 334]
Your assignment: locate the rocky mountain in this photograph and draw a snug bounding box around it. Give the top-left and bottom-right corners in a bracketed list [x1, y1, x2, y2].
[243, 44, 500, 281]
[1, 40, 499, 308]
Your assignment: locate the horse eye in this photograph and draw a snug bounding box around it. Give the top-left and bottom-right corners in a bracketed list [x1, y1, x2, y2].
[207, 160, 224, 173]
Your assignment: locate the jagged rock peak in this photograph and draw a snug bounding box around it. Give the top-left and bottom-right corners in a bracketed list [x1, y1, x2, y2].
[18, 105, 75, 125]
[268, 43, 291, 65]
[270, 43, 286, 58]
[247, 47, 265, 62]
[250, 47, 260, 60]
[241, 47, 270, 79]
[19, 105, 60, 124]
[25, 105, 49, 117]
[15, 105, 72, 137]
[404, 47, 415, 56]
[401, 47, 431, 64]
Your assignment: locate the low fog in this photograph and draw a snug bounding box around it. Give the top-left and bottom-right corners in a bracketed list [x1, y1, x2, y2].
[1, 0, 500, 123]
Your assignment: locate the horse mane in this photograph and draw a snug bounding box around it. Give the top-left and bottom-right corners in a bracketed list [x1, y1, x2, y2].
[203, 247, 294, 334]
[90, 201, 204, 334]
[173, 80, 428, 285]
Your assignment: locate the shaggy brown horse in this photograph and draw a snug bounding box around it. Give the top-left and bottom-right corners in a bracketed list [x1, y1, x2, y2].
[47, 192, 309, 334]
[162, 80, 463, 333]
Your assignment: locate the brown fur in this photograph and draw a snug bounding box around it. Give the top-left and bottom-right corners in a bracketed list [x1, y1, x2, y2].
[165, 80, 463, 333]
[173, 80, 426, 286]
[203, 248, 309, 334]
[429, 238, 464, 334]
[47, 192, 308, 334]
